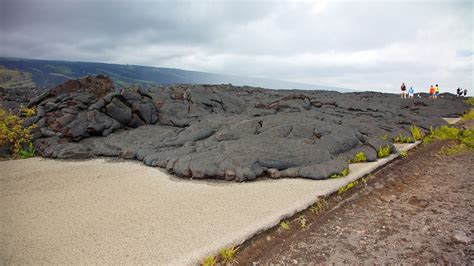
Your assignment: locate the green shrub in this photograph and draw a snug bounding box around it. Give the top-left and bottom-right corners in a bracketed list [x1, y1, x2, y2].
[393, 133, 414, 143]
[351, 151, 367, 163]
[410, 124, 423, 141]
[378, 145, 391, 158]
[399, 150, 408, 158]
[423, 125, 460, 145]
[0, 106, 37, 158]
[459, 127, 474, 148]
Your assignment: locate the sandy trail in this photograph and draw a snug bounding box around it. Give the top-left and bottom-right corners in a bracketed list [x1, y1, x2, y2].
[0, 155, 402, 264]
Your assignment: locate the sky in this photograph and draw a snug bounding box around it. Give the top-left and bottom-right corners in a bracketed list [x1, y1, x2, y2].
[0, 0, 472, 93]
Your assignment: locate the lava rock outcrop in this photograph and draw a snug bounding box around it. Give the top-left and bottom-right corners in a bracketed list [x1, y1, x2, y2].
[28, 76, 470, 181]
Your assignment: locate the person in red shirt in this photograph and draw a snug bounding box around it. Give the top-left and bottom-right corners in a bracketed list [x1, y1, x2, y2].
[429, 85, 435, 99]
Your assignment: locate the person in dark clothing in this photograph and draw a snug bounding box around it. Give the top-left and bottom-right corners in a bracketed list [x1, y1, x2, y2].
[400, 83, 407, 98]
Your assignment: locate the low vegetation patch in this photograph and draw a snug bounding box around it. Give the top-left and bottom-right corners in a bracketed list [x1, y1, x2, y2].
[423, 125, 460, 145]
[201, 255, 217, 266]
[410, 124, 424, 141]
[329, 168, 349, 179]
[219, 246, 238, 264]
[349, 151, 367, 163]
[310, 199, 327, 214]
[393, 133, 412, 143]
[338, 180, 358, 194]
[399, 150, 408, 158]
[439, 143, 470, 156]
[465, 97, 474, 106]
[423, 124, 474, 155]
[280, 221, 290, 230]
[462, 109, 474, 121]
[377, 145, 391, 158]
[0, 106, 37, 158]
[298, 216, 307, 229]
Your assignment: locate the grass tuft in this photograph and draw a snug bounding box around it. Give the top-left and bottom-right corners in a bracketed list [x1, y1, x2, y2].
[377, 145, 391, 158]
[399, 150, 408, 158]
[201, 255, 217, 266]
[310, 199, 327, 214]
[329, 168, 349, 179]
[280, 221, 290, 230]
[298, 216, 307, 229]
[410, 124, 424, 141]
[338, 180, 358, 194]
[219, 246, 238, 264]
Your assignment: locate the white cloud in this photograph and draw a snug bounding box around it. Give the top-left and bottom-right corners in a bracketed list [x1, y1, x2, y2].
[0, 0, 472, 93]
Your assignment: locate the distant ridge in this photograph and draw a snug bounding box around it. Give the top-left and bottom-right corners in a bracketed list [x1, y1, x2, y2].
[0, 57, 352, 92]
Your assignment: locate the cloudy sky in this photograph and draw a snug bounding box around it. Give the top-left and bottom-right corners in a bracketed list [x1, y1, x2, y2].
[1, 0, 472, 93]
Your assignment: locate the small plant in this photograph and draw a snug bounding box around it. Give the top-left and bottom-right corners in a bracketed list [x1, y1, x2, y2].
[381, 134, 388, 141]
[18, 141, 35, 159]
[329, 168, 349, 179]
[280, 221, 290, 230]
[219, 246, 238, 264]
[377, 145, 391, 158]
[393, 133, 413, 143]
[399, 150, 408, 158]
[298, 216, 307, 229]
[410, 124, 423, 141]
[0, 106, 37, 157]
[202, 255, 217, 266]
[310, 199, 327, 214]
[352, 151, 367, 163]
[338, 180, 358, 194]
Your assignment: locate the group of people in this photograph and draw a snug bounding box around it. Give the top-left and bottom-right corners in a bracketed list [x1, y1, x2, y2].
[400, 83, 468, 99]
[400, 83, 417, 99]
[457, 87, 468, 97]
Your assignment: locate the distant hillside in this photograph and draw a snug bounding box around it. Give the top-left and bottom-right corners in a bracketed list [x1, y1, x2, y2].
[0, 57, 351, 92]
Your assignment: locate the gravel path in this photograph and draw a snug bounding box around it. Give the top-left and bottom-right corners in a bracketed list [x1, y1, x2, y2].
[237, 141, 474, 264]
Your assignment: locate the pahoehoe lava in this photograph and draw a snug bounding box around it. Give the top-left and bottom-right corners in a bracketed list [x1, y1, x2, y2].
[23, 75, 469, 181]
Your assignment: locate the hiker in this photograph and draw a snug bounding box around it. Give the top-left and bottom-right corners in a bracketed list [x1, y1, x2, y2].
[457, 87, 462, 97]
[408, 87, 414, 98]
[429, 85, 435, 99]
[464, 89, 468, 97]
[400, 83, 407, 98]
[435, 84, 440, 99]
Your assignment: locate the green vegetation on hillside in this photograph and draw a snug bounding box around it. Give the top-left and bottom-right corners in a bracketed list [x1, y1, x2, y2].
[44, 64, 74, 75]
[0, 66, 35, 88]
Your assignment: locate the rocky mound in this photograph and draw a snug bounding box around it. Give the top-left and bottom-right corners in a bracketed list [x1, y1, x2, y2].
[28, 76, 470, 181]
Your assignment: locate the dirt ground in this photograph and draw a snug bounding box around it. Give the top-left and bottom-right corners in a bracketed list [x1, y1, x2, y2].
[236, 139, 473, 264]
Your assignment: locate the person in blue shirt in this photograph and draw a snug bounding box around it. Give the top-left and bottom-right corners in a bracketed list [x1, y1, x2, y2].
[408, 87, 414, 98]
